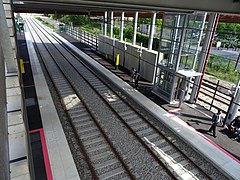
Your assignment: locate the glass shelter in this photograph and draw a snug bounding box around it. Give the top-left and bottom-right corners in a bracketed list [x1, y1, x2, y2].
[153, 12, 206, 103]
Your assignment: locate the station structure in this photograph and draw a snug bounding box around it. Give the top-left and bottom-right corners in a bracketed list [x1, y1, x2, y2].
[1, 0, 240, 179]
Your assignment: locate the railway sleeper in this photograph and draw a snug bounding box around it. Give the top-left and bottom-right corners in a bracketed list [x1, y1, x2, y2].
[98, 167, 127, 180]
[73, 120, 94, 128]
[125, 118, 142, 126]
[82, 137, 105, 146]
[76, 126, 98, 135]
[87, 144, 109, 154]
[118, 110, 135, 117]
[84, 139, 106, 149]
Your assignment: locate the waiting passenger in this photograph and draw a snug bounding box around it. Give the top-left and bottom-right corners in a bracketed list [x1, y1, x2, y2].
[130, 67, 136, 83]
[228, 116, 240, 136]
[134, 71, 140, 88]
[209, 109, 223, 138]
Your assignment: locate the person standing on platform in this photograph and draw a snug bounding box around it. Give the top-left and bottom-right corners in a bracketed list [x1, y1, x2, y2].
[209, 109, 223, 138]
[130, 67, 136, 83]
[134, 71, 140, 88]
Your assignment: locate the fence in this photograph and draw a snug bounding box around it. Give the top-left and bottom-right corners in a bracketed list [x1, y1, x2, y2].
[196, 78, 234, 114]
[65, 25, 158, 83]
[66, 25, 98, 50]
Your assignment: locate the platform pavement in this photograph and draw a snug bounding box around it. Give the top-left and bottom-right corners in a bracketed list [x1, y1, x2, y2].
[59, 32, 240, 162]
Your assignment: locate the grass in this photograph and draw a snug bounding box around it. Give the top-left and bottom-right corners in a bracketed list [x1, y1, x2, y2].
[80, 26, 101, 35]
[35, 16, 56, 31]
[206, 54, 239, 83]
[206, 68, 238, 83]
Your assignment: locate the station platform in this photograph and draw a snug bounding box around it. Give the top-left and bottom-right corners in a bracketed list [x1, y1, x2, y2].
[59, 32, 240, 160]
[12, 32, 80, 180]
[55, 32, 240, 179]
[10, 26, 240, 179]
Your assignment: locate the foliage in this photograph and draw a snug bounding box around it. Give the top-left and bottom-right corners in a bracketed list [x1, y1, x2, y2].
[123, 26, 133, 40]
[206, 54, 239, 83]
[113, 27, 120, 38]
[50, 14, 64, 20]
[135, 33, 159, 50]
[214, 22, 240, 48]
[53, 15, 102, 34]
[35, 16, 56, 30]
[138, 18, 162, 28]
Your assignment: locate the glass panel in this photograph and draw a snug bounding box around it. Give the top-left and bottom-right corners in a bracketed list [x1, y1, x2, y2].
[179, 55, 195, 70]
[156, 69, 174, 95]
[164, 15, 177, 27]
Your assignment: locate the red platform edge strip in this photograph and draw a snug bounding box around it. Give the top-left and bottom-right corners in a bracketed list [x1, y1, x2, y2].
[168, 110, 240, 164]
[29, 128, 53, 180]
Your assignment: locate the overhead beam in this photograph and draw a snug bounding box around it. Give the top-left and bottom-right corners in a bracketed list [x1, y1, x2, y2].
[12, 0, 240, 14]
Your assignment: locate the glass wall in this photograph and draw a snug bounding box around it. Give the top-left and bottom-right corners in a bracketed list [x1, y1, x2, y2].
[153, 12, 206, 103]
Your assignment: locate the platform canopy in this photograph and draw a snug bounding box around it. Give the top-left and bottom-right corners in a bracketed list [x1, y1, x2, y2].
[13, 0, 240, 14]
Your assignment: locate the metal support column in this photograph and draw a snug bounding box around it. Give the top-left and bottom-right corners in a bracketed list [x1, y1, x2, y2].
[148, 11, 156, 50]
[120, 11, 125, 41]
[103, 11, 107, 36]
[225, 77, 240, 125]
[175, 14, 188, 71]
[0, 0, 17, 73]
[0, 44, 9, 180]
[132, 11, 138, 45]
[189, 13, 219, 103]
[110, 11, 114, 38]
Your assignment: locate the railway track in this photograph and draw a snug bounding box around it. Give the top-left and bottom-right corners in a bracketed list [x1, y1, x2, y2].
[25, 16, 227, 179]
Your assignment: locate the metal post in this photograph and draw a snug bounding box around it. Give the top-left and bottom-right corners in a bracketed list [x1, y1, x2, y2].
[110, 11, 114, 38]
[95, 33, 98, 51]
[123, 38, 127, 67]
[120, 11, 125, 41]
[0, 44, 9, 180]
[137, 43, 143, 72]
[192, 13, 207, 69]
[80, 29, 83, 42]
[148, 11, 156, 50]
[112, 36, 115, 61]
[88, 32, 90, 45]
[189, 13, 219, 103]
[169, 15, 181, 64]
[234, 52, 240, 70]
[103, 11, 107, 36]
[84, 31, 86, 43]
[175, 14, 188, 71]
[132, 11, 138, 45]
[210, 80, 219, 111]
[153, 16, 166, 86]
[76, 28, 79, 40]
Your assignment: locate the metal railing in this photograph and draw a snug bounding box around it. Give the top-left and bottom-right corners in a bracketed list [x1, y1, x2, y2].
[195, 78, 237, 114]
[66, 25, 98, 51]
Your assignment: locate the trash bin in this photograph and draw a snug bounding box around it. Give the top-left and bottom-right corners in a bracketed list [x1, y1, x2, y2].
[59, 23, 65, 32]
[18, 22, 24, 32]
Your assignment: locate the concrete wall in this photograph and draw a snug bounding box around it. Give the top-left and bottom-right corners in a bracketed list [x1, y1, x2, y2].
[98, 35, 163, 83]
[0, 0, 17, 73]
[0, 45, 10, 180]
